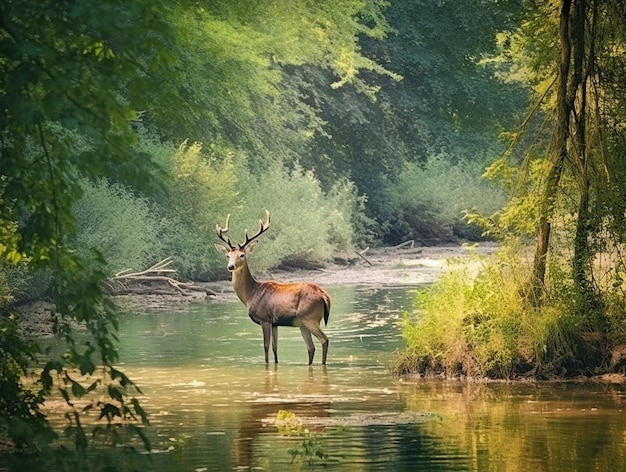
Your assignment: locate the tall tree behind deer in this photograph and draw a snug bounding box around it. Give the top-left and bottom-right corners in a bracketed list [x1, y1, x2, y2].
[214, 211, 331, 365]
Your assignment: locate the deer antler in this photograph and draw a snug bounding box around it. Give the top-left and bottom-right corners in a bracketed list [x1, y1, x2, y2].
[216, 214, 235, 249]
[240, 210, 271, 249]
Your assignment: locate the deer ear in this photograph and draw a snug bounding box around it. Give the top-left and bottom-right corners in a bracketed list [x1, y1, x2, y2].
[245, 240, 258, 253]
[214, 243, 230, 255]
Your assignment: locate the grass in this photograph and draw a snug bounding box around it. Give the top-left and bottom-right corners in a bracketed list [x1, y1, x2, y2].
[393, 248, 614, 379]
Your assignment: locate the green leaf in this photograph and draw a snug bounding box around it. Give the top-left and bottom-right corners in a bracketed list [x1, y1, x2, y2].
[98, 403, 121, 422]
[107, 385, 124, 402]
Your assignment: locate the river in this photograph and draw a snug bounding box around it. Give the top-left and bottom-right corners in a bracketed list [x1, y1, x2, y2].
[99, 284, 626, 471]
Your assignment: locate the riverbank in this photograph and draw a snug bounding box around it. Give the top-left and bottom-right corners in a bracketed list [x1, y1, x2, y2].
[16, 244, 493, 335]
[15, 243, 626, 385]
[207, 243, 497, 296]
[121, 244, 497, 309]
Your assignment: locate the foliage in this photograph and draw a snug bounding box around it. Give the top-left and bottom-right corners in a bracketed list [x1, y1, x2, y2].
[151, 0, 397, 153]
[386, 157, 508, 245]
[0, 0, 173, 463]
[0, 314, 51, 451]
[397, 0, 626, 379]
[0, 268, 14, 309]
[291, 0, 528, 234]
[73, 179, 163, 277]
[221, 161, 358, 272]
[495, 0, 626, 307]
[138, 0, 528, 240]
[397, 252, 522, 378]
[468, 156, 548, 244]
[140, 139, 360, 280]
[147, 140, 239, 281]
[396, 249, 599, 379]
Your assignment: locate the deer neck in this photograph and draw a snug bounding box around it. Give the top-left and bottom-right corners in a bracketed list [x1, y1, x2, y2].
[231, 261, 259, 305]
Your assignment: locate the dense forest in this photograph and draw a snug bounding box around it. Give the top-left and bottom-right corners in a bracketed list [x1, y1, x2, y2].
[2, 0, 626, 468]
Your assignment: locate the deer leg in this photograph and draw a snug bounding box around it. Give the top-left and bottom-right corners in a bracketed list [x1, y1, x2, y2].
[307, 324, 329, 365]
[261, 322, 272, 364]
[272, 325, 279, 363]
[299, 326, 316, 365]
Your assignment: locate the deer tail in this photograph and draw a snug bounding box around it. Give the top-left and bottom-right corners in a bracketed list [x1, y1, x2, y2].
[323, 294, 331, 326]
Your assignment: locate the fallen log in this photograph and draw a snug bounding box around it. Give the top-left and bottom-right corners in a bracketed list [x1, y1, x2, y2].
[354, 247, 373, 266]
[106, 257, 209, 297]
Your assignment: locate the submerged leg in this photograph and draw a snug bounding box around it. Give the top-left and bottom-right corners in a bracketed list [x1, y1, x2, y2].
[261, 322, 271, 364]
[299, 326, 316, 365]
[272, 325, 279, 363]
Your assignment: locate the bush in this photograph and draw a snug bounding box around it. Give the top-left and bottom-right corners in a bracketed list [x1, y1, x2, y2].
[0, 267, 13, 309]
[149, 141, 359, 280]
[385, 157, 507, 245]
[73, 178, 162, 276]
[395, 249, 597, 379]
[151, 140, 240, 280]
[229, 161, 357, 271]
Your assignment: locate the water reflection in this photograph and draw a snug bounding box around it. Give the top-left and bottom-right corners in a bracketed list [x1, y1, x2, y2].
[401, 380, 626, 472]
[232, 366, 331, 468]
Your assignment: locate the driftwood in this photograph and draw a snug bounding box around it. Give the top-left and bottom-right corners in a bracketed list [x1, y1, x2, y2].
[394, 240, 415, 249]
[106, 257, 211, 296]
[354, 247, 373, 266]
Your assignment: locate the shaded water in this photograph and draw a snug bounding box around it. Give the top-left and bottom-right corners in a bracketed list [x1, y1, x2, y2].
[43, 286, 626, 470]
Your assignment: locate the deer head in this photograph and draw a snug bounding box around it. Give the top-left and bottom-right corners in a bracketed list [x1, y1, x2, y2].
[214, 210, 271, 272]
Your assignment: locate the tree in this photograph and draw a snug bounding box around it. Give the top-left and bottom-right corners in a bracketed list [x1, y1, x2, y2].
[510, 0, 626, 314]
[144, 0, 397, 159]
[0, 0, 173, 460]
[287, 0, 528, 242]
[397, 0, 626, 379]
[0, 0, 402, 461]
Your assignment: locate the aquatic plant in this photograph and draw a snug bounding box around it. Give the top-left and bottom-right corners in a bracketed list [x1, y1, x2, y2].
[275, 410, 329, 466]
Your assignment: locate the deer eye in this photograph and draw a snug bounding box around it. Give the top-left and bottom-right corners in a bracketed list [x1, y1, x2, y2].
[239, 253, 245, 258]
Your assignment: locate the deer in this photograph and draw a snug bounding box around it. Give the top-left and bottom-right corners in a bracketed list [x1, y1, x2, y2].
[214, 211, 331, 365]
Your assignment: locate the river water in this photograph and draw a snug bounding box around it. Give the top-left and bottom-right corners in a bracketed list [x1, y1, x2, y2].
[17, 283, 625, 472]
[100, 285, 626, 472]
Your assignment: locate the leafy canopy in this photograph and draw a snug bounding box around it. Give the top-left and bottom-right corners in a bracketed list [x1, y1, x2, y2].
[0, 0, 174, 458]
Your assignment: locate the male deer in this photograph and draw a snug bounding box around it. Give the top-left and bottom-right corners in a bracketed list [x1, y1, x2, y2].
[214, 211, 331, 365]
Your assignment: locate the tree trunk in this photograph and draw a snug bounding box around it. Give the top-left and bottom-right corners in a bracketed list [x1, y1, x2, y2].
[530, 0, 601, 314]
[528, 0, 573, 304]
[573, 179, 594, 305]
[571, 0, 600, 315]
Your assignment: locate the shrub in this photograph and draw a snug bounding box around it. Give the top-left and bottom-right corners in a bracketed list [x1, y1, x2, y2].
[151, 140, 240, 280]
[395, 248, 596, 379]
[73, 178, 162, 276]
[0, 267, 13, 309]
[231, 161, 357, 270]
[385, 157, 507, 245]
[139, 139, 361, 279]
